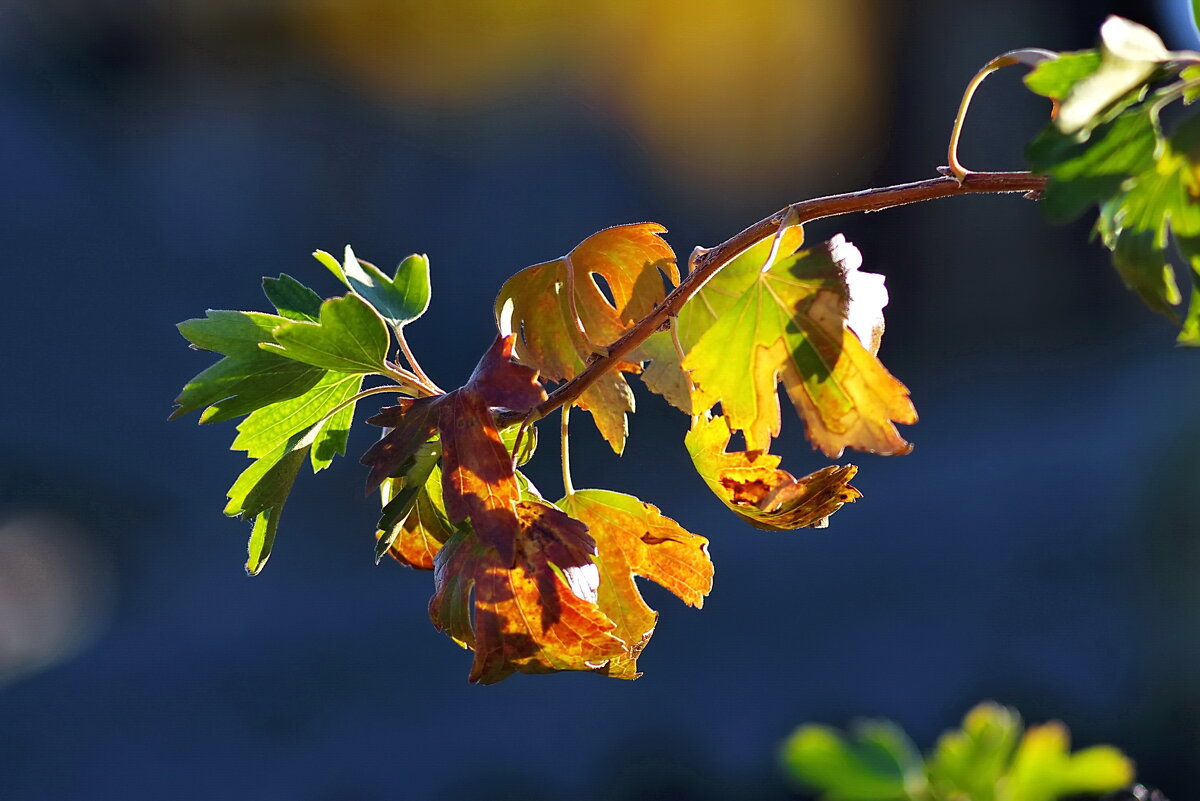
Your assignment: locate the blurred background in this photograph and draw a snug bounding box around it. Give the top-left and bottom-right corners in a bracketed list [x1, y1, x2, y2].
[0, 1, 1197, 799]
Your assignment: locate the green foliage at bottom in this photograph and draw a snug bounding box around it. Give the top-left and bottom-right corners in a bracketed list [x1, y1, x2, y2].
[780, 702, 1134, 801]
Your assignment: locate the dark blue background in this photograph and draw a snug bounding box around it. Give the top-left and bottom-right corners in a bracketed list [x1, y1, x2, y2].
[1, 2, 1196, 799]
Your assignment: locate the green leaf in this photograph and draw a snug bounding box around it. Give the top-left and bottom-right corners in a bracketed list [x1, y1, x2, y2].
[1183, 65, 1200, 104]
[261, 293, 391, 373]
[1028, 107, 1158, 222]
[779, 721, 924, 801]
[232, 371, 365, 471]
[1006, 722, 1133, 801]
[263, 274, 323, 322]
[375, 440, 442, 563]
[499, 421, 538, 466]
[312, 249, 344, 283]
[1056, 16, 1170, 134]
[683, 236, 915, 457]
[1177, 235, 1200, 345]
[225, 423, 322, 575]
[927, 702, 1022, 801]
[178, 310, 288, 355]
[173, 351, 325, 424]
[1023, 51, 1101, 100]
[174, 309, 328, 423]
[1193, 0, 1200, 39]
[340, 246, 432, 329]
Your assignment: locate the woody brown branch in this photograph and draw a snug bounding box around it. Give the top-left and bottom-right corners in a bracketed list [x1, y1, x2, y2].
[498, 170, 1047, 427]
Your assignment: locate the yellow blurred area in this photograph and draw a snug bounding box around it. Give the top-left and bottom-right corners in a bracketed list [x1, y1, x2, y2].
[290, 0, 884, 197]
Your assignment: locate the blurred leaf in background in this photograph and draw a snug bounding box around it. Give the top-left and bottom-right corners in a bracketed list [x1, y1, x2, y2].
[780, 701, 1137, 801]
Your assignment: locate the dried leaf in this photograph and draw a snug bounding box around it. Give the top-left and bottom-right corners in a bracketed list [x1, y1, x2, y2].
[560, 489, 712, 678]
[686, 415, 859, 530]
[429, 501, 625, 684]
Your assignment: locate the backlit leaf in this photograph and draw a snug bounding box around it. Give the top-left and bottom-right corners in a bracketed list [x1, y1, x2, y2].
[262, 273, 323, 322]
[1056, 16, 1170, 134]
[1024, 51, 1102, 100]
[376, 444, 450, 568]
[429, 502, 625, 684]
[780, 720, 924, 801]
[225, 423, 322, 575]
[261, 293, 391, 374]
[1006, 722, 1134, 801]
[559, 489, 712, 678]
[173, 310, 326, 423]
[636, 224, 806, 412]
[927, 702, 1022, 801]
[327, 246, 431, 329]
[496, 222, 678, 452]
[685, 415, 860, 530]
[232, 371, 364, 472]
[684, 235, 915, 457]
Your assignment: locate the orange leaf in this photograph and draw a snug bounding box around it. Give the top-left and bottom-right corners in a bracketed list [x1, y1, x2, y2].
[377, 469, 454, 570]
[496, 223, 677, 452]
[560, 489, 712, 678]
[685, 415, 860, 530]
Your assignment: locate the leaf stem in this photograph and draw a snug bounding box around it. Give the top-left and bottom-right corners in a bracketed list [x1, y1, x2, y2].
[394, 326, 445, 394]
[325, 384, 418, 423]
[946, 50, 1055, 182]
[381, 364, 440, 397]
[497, 170, 1046, 428]
[561, 403, 575, 497]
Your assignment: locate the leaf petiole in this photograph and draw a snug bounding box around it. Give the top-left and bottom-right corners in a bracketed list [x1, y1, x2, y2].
[946, 49, 1057, 182]
[561, 403, 575, 497]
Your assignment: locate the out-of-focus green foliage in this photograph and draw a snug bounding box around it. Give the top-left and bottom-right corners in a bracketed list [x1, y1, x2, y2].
[1023, 16, 1200, 344]
[780, 702, 1135, 801]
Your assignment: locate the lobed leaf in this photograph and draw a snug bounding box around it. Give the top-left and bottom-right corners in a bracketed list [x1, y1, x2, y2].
[225, 423, 323, 575]
[173, 309, 326, 423]
[261, 293, 391, 374]
[559, 489, 712, 678]
[1055, 16, 1170, 135]
[926, 702, 1022, 801]
[321, 246, 431, 329]
[685, 415, 860, 530]
[779, 720, 924, 801]
[1006, 722, 1133, 801]
[262, 273, 323, 322]
[376, 445, 453, 568]
[429, 502, 625, 684]
[684, 235, 915, 457]
[496, 223, 678, 452]
[233, 371, 364, 472]
[636, 224, 806, 413]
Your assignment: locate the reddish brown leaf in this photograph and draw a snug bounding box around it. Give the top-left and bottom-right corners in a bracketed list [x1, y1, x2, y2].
[429, 500, 625, 684]
[361, 398, 440, 493]
[439, 391, 522, 566]
[560, 489, 712, 678]
[685, 414, 860, 530]
[464, 332, 547, 411]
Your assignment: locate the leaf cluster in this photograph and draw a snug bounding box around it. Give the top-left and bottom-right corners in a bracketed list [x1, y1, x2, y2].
[173, 15, 1200, 683]
[779, 702, 1135, 801]
[1023, 16, 1200, 342]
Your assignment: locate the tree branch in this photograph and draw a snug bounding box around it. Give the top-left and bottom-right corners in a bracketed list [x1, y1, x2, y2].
[500, 169, 1046, 426]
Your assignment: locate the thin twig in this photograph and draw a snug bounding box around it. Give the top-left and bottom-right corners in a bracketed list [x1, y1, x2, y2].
[499, 169, 1046, 428]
